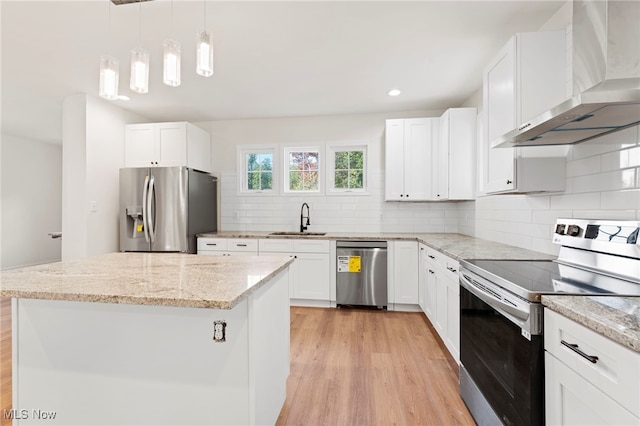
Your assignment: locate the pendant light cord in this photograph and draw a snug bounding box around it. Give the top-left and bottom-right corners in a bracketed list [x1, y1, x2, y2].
[107, 0, 112, 55]
[138, 0, 142, 47]
[203, 0, 207, 30]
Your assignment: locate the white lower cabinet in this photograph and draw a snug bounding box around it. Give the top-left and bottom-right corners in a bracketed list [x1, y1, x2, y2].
[258, 239, 331, 307]
[197, 238, 258, 256]
[422, 246, 460, 363]
[388, 241, 419, 311]
[544, 309, 640, 425]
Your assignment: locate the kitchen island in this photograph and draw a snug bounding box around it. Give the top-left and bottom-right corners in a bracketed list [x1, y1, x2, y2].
[0, 252, 294, 426]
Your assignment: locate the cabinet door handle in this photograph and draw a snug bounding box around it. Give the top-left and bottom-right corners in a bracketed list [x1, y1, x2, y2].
[428, 255, 435, 259]
[506, 179, 513, 184]
[561, 340, 599, 364]
[428, 269, 435, 274]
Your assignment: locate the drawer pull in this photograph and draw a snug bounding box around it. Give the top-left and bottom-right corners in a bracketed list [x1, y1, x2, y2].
[447, 266, 457, 273]
[236, 244, 248, 247]
[561, 340, 599, 364]
[206, 243, 218, 246]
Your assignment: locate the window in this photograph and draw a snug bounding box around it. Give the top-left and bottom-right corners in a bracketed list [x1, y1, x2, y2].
[285, 147, 321, 193]
[238, 146, 277, 194]
[328, 145, 368, 193]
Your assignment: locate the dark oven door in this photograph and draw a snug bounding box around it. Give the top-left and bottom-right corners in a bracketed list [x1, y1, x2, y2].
[460, 285, 544, 426]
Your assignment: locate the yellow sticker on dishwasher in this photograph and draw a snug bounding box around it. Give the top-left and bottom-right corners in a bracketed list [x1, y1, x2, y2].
[349, 256, 361, 272]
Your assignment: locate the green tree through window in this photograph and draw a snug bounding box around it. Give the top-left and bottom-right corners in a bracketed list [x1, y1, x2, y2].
[246, 153, 273, 190]
[334, 150, 364, 189]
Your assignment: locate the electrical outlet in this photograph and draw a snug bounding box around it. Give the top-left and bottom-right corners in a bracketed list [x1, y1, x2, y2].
[213, 320, 226, 342]
[90, 201, 98, 213]
[233, 211, 240, 220]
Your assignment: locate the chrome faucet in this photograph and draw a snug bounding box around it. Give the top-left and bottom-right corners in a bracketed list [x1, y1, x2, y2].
[300, 202, 310, 233]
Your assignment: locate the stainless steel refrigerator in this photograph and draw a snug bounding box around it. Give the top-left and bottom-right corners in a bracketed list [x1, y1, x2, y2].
[119, 167, 217, 253]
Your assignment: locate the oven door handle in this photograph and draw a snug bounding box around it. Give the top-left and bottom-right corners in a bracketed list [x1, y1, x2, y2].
[460, 273, 530, 321]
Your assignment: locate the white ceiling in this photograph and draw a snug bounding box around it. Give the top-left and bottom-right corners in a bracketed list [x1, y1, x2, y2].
[1, 0, 565, 144]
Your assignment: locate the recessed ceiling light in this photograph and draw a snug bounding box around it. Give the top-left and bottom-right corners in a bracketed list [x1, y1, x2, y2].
[388, 89, 401, 97]
[117, 95, 130, 101]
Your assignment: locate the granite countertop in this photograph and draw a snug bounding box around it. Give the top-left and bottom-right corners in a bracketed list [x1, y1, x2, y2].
[0, 252, 294, 310]
[542, 295, 640, 353]
[199, 231, 556, 261]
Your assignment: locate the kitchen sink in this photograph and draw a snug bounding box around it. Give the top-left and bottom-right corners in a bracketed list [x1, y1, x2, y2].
[269, 231, 327, 236]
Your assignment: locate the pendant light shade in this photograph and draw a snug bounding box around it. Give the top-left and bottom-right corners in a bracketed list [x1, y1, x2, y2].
[99, 55, 119, 100]
[130, 47, 150, 94]
[163, 39, 181, 87]
[196, 30, 214, 77]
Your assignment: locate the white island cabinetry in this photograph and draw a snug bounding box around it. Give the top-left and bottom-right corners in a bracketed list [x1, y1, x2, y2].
[544, 309, 640, 425]
[3, 253, 292, 426]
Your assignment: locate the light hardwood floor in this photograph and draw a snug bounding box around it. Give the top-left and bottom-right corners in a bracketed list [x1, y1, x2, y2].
[277, 307, 474, 426]
[0, 303, 473, 426]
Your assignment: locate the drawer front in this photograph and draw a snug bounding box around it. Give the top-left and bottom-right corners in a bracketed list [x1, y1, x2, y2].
[259, 239, 295, 253]
[197, 238, 228, 251]
[227, 239, 258, 252]
[544, 309, 640, 417]
[293, 239, 330, 253]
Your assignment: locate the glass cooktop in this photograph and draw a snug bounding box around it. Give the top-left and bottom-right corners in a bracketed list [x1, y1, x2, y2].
[461, 259, 640, 302]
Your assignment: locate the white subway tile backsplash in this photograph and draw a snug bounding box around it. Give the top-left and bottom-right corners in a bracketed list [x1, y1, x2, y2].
[566, 155, 600, 177]
[571, 169, 636, 193]
[549, 193, 601, 210]
[570, 126, 639, 160]
[601, 146, 640, 171]
[572, 210, 637, 220]
[600, 189, 640, 210]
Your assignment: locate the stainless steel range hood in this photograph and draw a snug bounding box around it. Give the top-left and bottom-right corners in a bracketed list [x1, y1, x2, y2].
[496, 0, 640, 148]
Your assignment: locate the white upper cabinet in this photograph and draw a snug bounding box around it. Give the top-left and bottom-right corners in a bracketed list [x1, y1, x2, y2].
[482, 31, 568, 194]
[433, 108, 477, 200]
[385, 118, 438, 201]
[125, 122, 212, 173]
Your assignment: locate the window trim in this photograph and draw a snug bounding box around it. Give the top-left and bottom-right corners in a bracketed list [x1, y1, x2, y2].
[326, 143, 369, 195]
[283, 145, 323, 195]
[237, 145, 279, 195]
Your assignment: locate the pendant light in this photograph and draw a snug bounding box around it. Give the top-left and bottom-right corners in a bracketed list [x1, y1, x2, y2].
[130, 0, 149, 93]
[99, 1, 119, 100]
[163, 0, 181, 86]
[196, 0, 214, 77]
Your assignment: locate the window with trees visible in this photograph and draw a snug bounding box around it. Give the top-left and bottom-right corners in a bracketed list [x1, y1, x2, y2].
[285, 148, 321, 193]
[328, 145, 367, 193]
[238, 147, 277, 194]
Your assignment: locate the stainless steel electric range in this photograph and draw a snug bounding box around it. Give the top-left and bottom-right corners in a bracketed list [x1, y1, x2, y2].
[458, 218, 640, 426]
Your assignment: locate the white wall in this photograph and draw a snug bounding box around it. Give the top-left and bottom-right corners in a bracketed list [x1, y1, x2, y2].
[62, 94, 147, 261]
[203, 110, 468, 234]
[1, 134, 62, 269]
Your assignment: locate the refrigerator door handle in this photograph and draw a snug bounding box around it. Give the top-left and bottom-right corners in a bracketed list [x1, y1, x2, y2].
[147, 175, 156, 243]
[142, 175, 150, 243]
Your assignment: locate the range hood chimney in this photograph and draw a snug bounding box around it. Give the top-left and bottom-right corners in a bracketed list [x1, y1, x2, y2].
[496, 0, 640, 147]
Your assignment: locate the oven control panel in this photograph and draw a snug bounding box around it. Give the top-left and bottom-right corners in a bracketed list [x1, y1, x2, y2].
[553, 219, 640, 257]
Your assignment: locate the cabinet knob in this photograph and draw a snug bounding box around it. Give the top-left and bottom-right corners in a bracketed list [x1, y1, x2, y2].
[400, 194, 404, 197]
[506, 179, 513, 184]
[406, 194, 409, 198]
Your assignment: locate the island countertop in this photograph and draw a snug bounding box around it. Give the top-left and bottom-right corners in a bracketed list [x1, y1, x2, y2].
[0, 252, 294, 309]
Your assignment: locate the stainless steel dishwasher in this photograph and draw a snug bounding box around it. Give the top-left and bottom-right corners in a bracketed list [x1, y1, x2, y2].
[336, 241, 387, 309]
